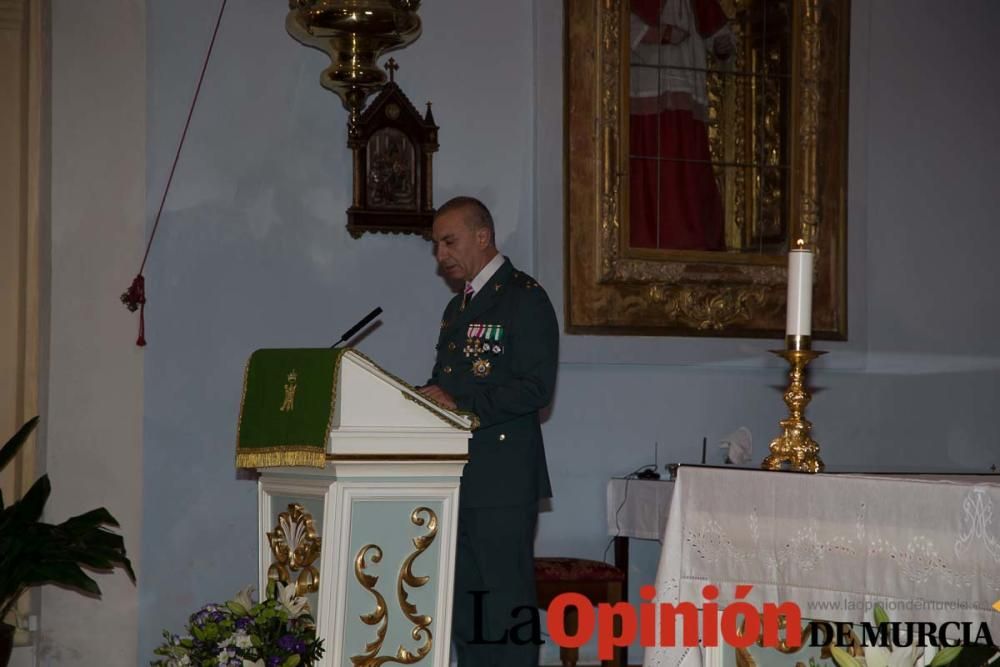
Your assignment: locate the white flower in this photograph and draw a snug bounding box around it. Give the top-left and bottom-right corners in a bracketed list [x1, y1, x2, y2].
[217, 646, 238, 663]
[229, 585, 255, 615]
[862, 645, 923, 667]
[276, 581, 310, 619]
[831, 642, 924, 667]
[242, 660, 264, 667]
[233, 631, 254, 650]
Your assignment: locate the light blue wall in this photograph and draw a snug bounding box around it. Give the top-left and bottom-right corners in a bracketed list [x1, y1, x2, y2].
[140, 0, 1000, 663]
[140, 0, 537, 657]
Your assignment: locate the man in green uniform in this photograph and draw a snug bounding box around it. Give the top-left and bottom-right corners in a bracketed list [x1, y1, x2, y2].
[418, 196, 559, 667]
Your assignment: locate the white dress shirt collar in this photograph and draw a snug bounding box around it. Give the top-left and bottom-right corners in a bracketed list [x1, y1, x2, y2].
[467, 252, 505, 298]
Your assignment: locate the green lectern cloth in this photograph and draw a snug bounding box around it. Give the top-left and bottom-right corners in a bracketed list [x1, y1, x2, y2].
[235, 348, 345, 469]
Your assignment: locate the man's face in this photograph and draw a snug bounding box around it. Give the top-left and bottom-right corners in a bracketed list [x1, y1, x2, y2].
[432, 209, 490, 283]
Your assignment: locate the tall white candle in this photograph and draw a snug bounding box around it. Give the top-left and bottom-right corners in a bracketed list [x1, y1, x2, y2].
[786, 247, 813, 337]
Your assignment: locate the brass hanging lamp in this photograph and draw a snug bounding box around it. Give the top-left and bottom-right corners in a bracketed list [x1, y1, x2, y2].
[286, 0, 423, 136]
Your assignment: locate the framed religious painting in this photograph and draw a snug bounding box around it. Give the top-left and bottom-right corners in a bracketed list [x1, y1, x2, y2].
[565, 0, 849, 338]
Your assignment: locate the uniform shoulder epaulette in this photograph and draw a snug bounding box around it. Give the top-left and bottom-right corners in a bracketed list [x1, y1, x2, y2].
[512, 271, 540, 290]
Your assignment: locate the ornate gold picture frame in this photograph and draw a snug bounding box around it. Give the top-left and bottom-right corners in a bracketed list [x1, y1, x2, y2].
[565, 0, 849, 338]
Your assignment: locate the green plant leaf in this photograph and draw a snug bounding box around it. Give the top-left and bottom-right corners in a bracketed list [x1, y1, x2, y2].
[282, 655, 301, 667]
[0, 415, 135, 635]
[929, 647, 963, 667]
[226, 601, 248, 616]
[830, 646, 862, 667]
[873, 604, 890, 627]
[21, 560, 100, 595]
[10, 475, 50, 523]
[0, 417, 38, 471]
[62, 507, 120, 530]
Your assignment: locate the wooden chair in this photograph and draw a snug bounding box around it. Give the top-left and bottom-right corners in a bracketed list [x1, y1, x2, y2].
[534, 557, 626, 667]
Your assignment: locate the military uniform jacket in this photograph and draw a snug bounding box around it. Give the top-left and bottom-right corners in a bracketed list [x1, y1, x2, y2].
[428, 258, 558, 508]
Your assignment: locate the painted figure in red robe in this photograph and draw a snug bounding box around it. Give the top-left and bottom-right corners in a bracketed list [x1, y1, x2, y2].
[629, 0, 735, 250]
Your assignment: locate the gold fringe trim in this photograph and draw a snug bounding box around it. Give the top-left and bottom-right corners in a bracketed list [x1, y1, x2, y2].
[235, 349, 345, 471]
[235, 355, 253, 457]
[234, 347, 477, 471]
[327, 350, 342, 451]
[236, 447, 326, 469]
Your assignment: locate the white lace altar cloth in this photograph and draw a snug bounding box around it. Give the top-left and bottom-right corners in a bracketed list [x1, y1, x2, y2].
[644, 466, 1000, 667]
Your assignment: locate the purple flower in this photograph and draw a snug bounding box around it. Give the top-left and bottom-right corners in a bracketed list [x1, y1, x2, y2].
[294, 640, 306, 654]
[278, 634, 297, 651]
[235, 617, 253, 631]
[268, 657, 282, 667]
[192, 604, 223, 626]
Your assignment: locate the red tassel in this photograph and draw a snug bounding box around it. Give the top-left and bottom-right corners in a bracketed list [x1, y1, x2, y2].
[120, 275, 147, 347]
[117, 0, 230, 349]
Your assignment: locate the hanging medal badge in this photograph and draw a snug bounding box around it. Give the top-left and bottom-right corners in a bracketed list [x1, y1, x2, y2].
[472, 357, 492, 378]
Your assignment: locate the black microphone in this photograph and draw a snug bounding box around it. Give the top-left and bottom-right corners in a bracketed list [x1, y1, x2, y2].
[331, 307, 383, 348]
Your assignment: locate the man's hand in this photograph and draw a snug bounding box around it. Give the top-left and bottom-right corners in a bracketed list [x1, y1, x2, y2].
[417, 384, 457, 410]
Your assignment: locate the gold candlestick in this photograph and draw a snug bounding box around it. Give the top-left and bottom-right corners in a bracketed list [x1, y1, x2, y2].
[761, 335, 825, 473]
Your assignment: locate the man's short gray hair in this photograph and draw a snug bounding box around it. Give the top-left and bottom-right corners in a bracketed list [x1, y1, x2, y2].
[435, 196, 495, 245]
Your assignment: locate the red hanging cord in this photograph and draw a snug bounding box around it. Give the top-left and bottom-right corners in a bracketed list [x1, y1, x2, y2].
[121, 0, 229, 346]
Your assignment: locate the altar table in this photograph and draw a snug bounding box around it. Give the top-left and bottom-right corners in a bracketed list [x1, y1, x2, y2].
[643, 466, 1000, 667]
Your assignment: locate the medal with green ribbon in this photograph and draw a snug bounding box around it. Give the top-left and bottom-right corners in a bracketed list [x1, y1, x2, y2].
[464, 324, 505, 357]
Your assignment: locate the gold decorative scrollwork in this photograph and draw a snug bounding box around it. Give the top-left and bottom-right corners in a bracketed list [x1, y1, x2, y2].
[710, 0, 779, 250]
[353, 545, 390, 665]
[267, 503, 322, 596]
[596, 0, 623, 284]
[394, 508, 437, 662]
[794, 0, 823, 247]
[646, 285, 774, 331]
[351, 507, 439, 666]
